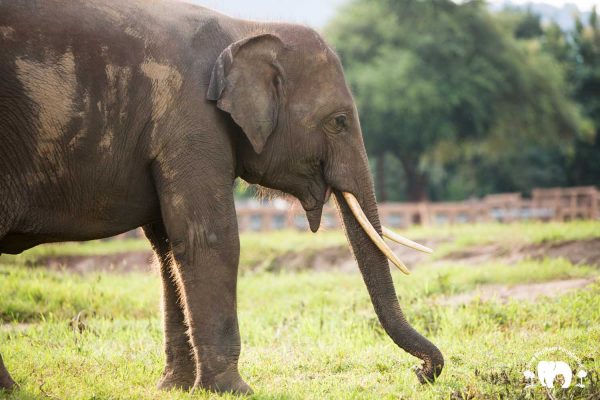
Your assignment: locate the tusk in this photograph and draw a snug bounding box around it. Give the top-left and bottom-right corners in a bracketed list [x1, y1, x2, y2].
[342, 192, 410, 275]
[382, 227, 433, 254]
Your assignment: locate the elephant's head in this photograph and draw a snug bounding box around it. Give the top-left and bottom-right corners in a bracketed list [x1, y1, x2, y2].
[207, 27, 443, 382]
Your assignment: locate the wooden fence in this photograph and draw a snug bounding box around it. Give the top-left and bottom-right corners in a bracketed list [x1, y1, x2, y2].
[236, 186, 600, 232]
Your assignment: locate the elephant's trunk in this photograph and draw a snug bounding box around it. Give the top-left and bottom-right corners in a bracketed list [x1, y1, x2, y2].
[333, 186, 444, 382]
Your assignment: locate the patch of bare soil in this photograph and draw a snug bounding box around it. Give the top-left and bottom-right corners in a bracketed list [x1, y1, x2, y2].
[527, 239, 600, 267]
[265, 238, 446, 272]
[265, 246, 353, 272]
[441, 278, 595, 306]
[444, 238, 600, 267]
[31, 238, 600, 274]
[443, 243, 512, 265]
[0, 323, 34, 333]
[35, 251, 154, 274]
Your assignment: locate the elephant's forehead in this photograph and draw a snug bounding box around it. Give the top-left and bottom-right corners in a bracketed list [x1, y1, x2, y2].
[301, 47, 349, 95]
[300, 45, 342, 74]
[289, 68, 353, 127]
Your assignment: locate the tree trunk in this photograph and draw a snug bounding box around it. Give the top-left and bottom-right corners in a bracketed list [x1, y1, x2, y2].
[376, 154, 387, 202]
[399, 156, 428, 202]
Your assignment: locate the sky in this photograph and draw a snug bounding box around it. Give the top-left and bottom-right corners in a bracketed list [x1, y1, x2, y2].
[488, 0, 598, 10]
[190, 0, 598, 28]
[189, 0, 346, 28]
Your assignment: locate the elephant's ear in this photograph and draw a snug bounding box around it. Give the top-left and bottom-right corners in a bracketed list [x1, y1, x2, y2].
[207, 34, 285, 154]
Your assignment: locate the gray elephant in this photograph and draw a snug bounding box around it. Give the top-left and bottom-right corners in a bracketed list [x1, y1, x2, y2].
[0, 0, 443, 394]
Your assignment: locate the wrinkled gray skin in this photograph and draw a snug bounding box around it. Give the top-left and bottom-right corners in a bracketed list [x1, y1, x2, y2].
[0, 0, 443, 394]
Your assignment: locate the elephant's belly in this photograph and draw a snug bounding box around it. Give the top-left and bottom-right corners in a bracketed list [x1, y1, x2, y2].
[0, 207, 155, 254]
[1, 181, 161, 254]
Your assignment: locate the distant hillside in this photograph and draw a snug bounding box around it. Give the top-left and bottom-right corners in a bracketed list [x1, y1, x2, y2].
[489, 1, 593, 30]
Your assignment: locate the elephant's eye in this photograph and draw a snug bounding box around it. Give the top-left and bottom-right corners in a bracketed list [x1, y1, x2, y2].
[325, 114, 348, 134]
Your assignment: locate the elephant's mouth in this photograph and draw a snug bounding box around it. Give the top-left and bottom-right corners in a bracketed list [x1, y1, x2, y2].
[299, 170, 332, 232]
[302, 183, 432, 272]
[304, 185, 333, 233]
[302, 185, 331, 232]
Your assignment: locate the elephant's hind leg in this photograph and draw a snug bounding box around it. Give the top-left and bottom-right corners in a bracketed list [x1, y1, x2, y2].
[1, 202, 17, 390]
[0, 353, 16, 391]
[144, 223, 196, 390]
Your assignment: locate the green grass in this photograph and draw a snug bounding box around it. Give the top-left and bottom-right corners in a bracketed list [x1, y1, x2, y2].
[403, 220, 600, 244]
[1, 221, 600, 399]
[2, 257, 595, 324]
[1, 269, 599, 399]
[0, 267, 159, 323]
[239, 230, 347, 270]
[402, 220, 600, 259]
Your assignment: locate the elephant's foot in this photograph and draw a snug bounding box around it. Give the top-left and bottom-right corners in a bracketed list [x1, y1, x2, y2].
[0, 375, 16, 392]
[0, 370, 16, 392]
[197, 368, 253, 395]
[0, 355, 16, 392]
[157, 366, 196, 391]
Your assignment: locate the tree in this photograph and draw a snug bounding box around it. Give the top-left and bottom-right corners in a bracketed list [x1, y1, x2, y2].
[325, 0, 585, 201]
[567, 8, 600, 186]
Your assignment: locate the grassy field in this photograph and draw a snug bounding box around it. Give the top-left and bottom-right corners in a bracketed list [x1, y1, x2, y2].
[1, 222, 599, 399]
[2, 220, 599, 266]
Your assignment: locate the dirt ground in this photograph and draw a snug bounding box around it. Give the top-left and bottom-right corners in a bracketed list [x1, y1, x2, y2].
[37, 251, 155, 274]
[34, 238, 600, 274]
[445, 238, 600, 267]
[262, 238, 449, 273]
[440, 278, 594, 305]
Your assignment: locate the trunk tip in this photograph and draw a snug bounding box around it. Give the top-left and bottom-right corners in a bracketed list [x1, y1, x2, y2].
[414, 350, 444, 384]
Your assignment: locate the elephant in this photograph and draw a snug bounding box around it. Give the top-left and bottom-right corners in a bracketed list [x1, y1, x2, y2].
[0, 0, 443, 394]
[537, 361, 573, 389]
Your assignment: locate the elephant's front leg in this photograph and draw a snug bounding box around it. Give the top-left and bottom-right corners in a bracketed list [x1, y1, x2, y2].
[154, 162, 251, 395]
[143, 223, 196, 390]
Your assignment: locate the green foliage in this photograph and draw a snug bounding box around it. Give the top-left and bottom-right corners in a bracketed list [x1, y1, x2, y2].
[496, 8, 543, 39]
[325, 1, 593, 201]
[567, 8, 600, 186]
